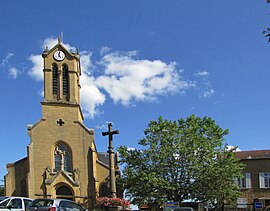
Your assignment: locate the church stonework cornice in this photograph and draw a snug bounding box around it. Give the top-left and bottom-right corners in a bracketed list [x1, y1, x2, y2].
[42, 42, 80, 61]
[45, 169, 80, 187]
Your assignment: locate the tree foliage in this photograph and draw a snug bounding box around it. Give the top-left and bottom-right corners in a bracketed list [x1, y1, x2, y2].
[0, 179, 4, 196]
[263, 28, 270, 42]
[263, 1, 270, 41]
[118, 115, 243, 208]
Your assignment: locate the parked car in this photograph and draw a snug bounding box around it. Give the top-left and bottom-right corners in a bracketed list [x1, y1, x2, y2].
[26, 198, 87, 211]
[0, 196, 33, 211]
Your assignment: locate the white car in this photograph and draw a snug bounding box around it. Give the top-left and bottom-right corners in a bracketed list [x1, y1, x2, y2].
[0, 197, 33, 211]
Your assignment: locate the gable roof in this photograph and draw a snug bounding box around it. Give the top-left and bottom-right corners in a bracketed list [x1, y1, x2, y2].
[41, 38, 81, 74]
[98, 152, 110, 166]
[97, 152, 119, 167]
[235, 149, 270, 160]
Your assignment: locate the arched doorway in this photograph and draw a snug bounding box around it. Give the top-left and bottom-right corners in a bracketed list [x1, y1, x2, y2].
[56, 184, 74, 201]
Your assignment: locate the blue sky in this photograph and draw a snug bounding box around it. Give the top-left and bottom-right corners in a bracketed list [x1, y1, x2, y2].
[0, 1, 270, 181]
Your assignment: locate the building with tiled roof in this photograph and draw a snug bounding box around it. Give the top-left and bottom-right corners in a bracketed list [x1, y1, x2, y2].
[234, 149, 270, 211]
[235, 149, 270, 160]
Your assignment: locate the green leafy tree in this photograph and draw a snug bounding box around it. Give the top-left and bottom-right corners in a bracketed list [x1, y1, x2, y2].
[263, 1, 270, 41]
[118, 115, 243, 208]
[263, 28, 270, 42]
[0, 179, 4, 196]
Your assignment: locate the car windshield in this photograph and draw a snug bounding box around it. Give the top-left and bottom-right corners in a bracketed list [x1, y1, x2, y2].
[0, 198, 10, 208]
[0, 197, 8, 203]
[29, 199, 54, 207]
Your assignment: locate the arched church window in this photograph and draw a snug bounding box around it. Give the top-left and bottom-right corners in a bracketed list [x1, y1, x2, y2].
[62, 64, 69, 101]
[52, 64, 59, 97]
[54, 143, 72, 172]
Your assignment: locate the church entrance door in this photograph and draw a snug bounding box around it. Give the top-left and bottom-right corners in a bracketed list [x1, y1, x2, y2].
[56, 185, 74, 201]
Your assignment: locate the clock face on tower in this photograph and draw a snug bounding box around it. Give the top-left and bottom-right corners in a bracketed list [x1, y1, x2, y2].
[54, 50, 65, 61]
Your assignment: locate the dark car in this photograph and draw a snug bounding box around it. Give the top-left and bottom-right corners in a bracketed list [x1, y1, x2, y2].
[26, 199, 87, 211]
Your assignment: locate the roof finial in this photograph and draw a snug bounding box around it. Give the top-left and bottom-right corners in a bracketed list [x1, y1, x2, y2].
[61, 31, 64, 43]
[58, 36, 61, 44]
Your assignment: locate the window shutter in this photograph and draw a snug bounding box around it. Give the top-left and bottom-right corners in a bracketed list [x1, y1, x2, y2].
[259, 172, 265, 188]
[245, 173, 251, 188]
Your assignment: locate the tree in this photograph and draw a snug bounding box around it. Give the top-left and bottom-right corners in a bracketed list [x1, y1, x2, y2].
[263, 28, 270, 42]
[0, 179, 4, 196]
[118, 115, 243, 208]
[263, 1, 270, 41]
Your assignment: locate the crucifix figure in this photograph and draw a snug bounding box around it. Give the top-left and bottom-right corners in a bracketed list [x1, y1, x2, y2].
[55, 146, 66, 171]
[102, 122, 119, 198]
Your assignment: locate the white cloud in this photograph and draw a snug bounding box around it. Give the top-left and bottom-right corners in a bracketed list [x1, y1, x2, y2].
[8, 67, 19, 79]
[28, 54, 43, 81]
[95, 124, 108, 130]
[79, 51, 106, 118]
[1, 53, 14, 66]
[194, 70, 215, 99]
[37, 89, 44, 97]
[1, 53, 21, 79]
[81, 75, 106, 118]
[95, 121, 115, 130]
[28, 37, 194, 119]
[194, 71, 209, 77]
[203, 89, 215, 98]
[96, 51, 193, 105]
[80, 51, 93, 75]
[226, 145, 241, 152]
[42, 38, 58, 50]
[41, 37, 77, 52]
[100, 46, 111, 56]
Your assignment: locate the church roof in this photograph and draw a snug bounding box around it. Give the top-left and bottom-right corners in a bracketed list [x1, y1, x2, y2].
[97, 152, 119, 167]
[235, 149, 270, 160]
[98, 152, 110, 166]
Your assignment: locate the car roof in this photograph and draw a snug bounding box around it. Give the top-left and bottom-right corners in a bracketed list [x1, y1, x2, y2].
[0, 196, 33, 204]
[1, 196, 32, 200]
[0, 197, 8, 201]
[33, 198, 71, 201]
[32, 198, 74, 203]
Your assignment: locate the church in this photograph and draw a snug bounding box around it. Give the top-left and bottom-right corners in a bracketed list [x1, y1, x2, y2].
[4, 38, 117, 209]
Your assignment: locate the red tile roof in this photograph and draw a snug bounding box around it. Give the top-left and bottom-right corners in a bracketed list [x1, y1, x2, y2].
[235, 149, 270, 160]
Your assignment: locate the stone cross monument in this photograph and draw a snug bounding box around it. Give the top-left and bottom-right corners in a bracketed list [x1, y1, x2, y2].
[102, 122, 119, 198]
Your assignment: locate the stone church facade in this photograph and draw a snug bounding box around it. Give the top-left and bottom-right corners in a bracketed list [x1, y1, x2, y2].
[5, 39, 112, 209]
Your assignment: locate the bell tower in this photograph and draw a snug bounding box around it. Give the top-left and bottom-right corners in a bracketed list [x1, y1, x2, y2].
[42, 37, 81, 104]
[41, 37, 83, 122]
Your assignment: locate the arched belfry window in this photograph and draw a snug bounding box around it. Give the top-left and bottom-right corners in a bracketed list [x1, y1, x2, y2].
[62, 64, 69, 101]
[54, 143, 72, 172]
[52, 64, 59, 99]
